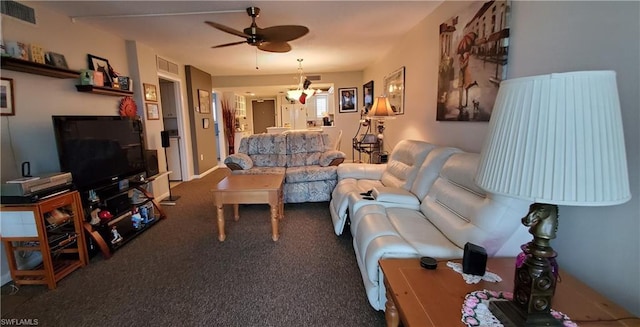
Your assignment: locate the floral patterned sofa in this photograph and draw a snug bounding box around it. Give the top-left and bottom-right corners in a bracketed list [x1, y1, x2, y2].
[224, 131, 346, 203]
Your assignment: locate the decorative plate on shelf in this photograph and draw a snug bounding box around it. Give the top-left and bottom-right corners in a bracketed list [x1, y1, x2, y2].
[119, 96, 137, 117]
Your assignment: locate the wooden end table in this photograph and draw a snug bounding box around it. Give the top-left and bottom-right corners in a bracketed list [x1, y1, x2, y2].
[211, 173, 284, 242]
[380, 258, 639, 327]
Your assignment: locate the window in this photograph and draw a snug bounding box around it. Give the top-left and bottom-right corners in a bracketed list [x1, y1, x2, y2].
[315, 94, 328, 118]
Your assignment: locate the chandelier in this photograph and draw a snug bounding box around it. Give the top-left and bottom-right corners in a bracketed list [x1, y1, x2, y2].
[286, 59, 315, 104]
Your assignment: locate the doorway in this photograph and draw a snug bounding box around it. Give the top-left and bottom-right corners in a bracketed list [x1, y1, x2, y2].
[252, 99, 276, 134]
[159, 76, 187, 185]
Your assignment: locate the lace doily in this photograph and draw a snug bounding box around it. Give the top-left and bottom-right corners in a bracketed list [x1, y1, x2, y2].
[461, 290, 576, 327]
[446, 261, 502, 284]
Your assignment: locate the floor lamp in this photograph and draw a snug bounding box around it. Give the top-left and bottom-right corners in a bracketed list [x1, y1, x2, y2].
[160, 130, 180, 206]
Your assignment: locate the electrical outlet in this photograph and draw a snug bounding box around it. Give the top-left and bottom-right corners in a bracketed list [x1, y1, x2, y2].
[200, 154, 204, 160]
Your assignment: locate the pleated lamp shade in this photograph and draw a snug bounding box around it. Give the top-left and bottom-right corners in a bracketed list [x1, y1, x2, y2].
[368, 96, 396, 119]
[475, 71, 630, 206]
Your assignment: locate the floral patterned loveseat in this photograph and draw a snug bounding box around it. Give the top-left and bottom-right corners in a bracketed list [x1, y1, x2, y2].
[224, 131, 346, 203]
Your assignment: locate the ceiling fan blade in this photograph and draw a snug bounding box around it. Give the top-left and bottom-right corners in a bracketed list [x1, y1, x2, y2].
[205, 21, 250, 38]
[258, 42, 291, 53]
[260, 25, 309, 42]
[212, 41, 247, 49]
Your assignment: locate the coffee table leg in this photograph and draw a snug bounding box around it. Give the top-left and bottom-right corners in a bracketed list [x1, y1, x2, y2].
[217, 205, 225, 242]
[279, 187, 284, 219]
[270, 204, 279, 241]
[233, 204, 240, 221]
[385, 289, 399, 327]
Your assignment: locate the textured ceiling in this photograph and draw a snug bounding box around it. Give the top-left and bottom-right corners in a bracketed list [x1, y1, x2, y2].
[33, 1, 442, 77]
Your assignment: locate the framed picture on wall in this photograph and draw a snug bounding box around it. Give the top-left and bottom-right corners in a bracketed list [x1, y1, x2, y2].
[436, 0, 511, 121]
[87, 54, 114, 87]
[1, 78, 15, 116]
[363, 80, 374, 114]
[338, 87, 358, 113]
[145, 103, 159, 120]
[383, 66, 405, 115]
[198, 89, 210, 114]
[144, 83, 158, 102]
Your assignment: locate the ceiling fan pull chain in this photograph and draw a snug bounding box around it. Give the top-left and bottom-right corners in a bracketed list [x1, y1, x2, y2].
[255, 48, 259, 70]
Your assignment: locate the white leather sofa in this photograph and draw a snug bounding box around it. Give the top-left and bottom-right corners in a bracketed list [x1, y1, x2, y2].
[331, 140, 532, 310]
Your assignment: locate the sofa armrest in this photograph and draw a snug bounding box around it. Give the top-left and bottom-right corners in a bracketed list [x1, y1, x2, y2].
[320, 150, 346, 167]
[371, 186, 420, 206]
[337, 163, 387, 180]
[224, 153, 253, 170]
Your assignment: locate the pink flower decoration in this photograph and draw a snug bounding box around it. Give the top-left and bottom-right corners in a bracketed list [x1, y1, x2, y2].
[488, 290, 500, 298]
[476, 292, 488, 299]
[464, 316, 479, 326]
[463, 306, 475, 315]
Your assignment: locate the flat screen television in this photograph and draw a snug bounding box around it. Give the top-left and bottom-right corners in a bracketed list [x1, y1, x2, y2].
[52, 116, 147, 191]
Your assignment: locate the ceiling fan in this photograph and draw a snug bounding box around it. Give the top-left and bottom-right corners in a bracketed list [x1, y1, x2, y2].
[206, 7, 309, 53]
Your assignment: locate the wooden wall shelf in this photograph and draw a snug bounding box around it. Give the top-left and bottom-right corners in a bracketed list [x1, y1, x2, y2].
[75, 85, 134, 96]
[0, 56, 79, 79]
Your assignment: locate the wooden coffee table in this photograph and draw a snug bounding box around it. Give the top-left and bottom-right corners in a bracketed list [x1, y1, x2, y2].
[380, 258, 639, 327]
[211, 173, 284, 242]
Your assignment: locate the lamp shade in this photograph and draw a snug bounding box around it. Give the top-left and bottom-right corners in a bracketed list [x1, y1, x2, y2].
[287, 89, 303, 101]
[475, 70, 630, 206]
[368, 96, 395, 118]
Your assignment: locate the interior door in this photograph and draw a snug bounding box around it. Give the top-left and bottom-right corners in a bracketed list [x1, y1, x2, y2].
[252, 99, 276, 134]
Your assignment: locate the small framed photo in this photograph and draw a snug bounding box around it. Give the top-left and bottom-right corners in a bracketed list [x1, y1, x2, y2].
[338, 87, 358, 113]
[144, 83, 158, 102]
[198, 89, 210, 113]
[45, 52, 68, 68]
[1, 78, 15, 116]
[203, 118, 210, 129]
[363, 80, 374, 113]
[87, 54, 114, 87]
[145, 103, 159, 120]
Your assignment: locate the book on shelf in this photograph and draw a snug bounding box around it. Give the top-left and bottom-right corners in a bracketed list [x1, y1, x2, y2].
[6, 176, 40, 184]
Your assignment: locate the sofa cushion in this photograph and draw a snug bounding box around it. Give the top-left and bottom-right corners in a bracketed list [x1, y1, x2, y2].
[243, 134, 287, 167]
[286, 132, 330, 167]
[231, 166, 286, 176]
[286, 165, 337, 183]
[284, 179, 336, 203]
[387, 208, 463, 259]
[371, 186, 419, 205]
[409, 147, 461, 200]
[420, 153, 527, 256]
[380, 140, 435, 189]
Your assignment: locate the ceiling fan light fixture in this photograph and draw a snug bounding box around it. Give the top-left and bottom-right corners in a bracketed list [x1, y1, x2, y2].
[287, 89, 303, 100]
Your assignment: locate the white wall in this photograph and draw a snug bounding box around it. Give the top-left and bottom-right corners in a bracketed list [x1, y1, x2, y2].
[509, 1, 640, 316]
[368, 0, 640, 316]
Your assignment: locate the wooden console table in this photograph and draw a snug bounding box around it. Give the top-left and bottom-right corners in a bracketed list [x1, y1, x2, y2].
[380, 258, 639, 327]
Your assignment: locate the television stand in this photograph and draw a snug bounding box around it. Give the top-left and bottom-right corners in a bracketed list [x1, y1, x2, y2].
[82, 175, 167, 259]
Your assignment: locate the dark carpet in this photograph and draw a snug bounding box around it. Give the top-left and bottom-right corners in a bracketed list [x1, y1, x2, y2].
[1, 168, 385, 326]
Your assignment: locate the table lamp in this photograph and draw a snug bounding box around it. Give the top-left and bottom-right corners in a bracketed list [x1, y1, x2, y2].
[475, 71, 631, 326]
[367, 95, 396, 142]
